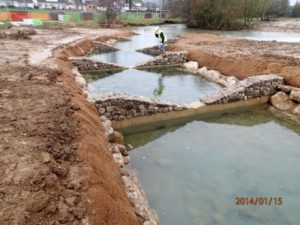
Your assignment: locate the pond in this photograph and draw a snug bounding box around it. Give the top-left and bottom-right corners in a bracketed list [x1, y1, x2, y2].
[90, 24, 186, 67]
[86, 24, 300, 225]
[85, 67, 220, 104]
[126, 106, 300, 225]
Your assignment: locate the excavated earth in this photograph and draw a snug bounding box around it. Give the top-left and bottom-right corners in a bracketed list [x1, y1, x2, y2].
[1, 19, 300, 225]
[0, 27, 142, 225]
[169, 20, 300, 87]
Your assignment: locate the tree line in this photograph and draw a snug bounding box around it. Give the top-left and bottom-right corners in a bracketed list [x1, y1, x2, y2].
[166, 0, 293, 30]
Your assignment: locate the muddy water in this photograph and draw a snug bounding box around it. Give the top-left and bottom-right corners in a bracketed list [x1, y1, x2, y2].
[126, 106, 300, 225]
[219, 31, 300, 42]
[85, 67, 220, 104]
[90, 25, 186, 67]
[86, 24, 220, 104]
[188, 29, 300, 42]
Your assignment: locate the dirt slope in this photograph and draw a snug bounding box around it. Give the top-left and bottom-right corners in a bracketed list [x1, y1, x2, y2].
[0, 28, 141, 225]
[169, 32, 300, 87]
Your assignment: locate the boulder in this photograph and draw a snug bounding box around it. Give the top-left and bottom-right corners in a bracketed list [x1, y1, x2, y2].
[292, 104, 300, 116]
[183, 61, 198, 72]
[110, 131, 124, 144]
[197, 67, 221, 83]
[218, 76, 239, 88]
[270, 92, 296, 111]
[278, 85, 294, 94]
[289, 90, 300, 103]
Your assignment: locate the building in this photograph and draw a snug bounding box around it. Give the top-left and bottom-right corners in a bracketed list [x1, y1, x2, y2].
[0, 0, 35, 9]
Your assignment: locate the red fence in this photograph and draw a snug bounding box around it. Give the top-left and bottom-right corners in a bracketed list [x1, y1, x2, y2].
[10, 11, 29, 21]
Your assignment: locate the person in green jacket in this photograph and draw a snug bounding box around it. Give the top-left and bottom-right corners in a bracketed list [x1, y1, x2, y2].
[155, 27, 167, 52]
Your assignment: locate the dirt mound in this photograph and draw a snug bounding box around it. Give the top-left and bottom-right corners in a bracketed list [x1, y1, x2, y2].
[0, 28, 37, 39]
[169, 33, 300, 87]
[0, 28, 142, 225]
[0, 66, 85, 225]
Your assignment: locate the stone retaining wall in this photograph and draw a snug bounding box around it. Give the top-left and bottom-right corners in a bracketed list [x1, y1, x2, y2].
[92, 93, 185, 121]
[201, 74, 284, 105]
[89, 41, 119, 54]
[136, 46, 162, 56]
[136, 51, 188, 68]
[70, 57, 124, 72]
[100, 116, 160, 225]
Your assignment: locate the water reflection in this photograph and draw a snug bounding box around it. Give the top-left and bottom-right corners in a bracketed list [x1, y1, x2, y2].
[90, 24, 187, 67]
[126, 106, 300, 225]
[85, 68, 220, 104]
[153, 76, 165, 97]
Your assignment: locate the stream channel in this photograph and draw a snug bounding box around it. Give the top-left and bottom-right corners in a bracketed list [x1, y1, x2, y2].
[84, 25, 300, 225]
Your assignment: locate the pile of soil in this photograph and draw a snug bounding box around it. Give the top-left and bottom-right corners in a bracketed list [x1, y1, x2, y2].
[0, 65, 85, 224]
[0, 28, 37, 39]
[0, 28, 142, 225]
[169, 32, 300, 87]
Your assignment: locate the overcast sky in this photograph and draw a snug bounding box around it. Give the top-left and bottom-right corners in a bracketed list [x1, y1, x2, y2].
[290, 0, 298, 5]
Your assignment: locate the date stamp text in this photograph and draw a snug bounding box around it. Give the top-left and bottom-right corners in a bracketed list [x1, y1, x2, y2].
[235, 197, 283, 206]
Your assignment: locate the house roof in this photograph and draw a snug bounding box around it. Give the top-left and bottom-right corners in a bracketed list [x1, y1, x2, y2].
[37, 0, 68, 3]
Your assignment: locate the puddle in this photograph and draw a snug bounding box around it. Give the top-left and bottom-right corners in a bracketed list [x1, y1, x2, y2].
[125, 106, 300, 225]
[85, 67, 220, 104]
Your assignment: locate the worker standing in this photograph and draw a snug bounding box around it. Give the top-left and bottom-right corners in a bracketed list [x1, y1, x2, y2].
[155, 27, 167, 52]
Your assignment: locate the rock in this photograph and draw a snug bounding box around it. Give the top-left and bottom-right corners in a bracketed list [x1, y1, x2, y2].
[70, 103, 80, 111]
[27, 194, 49, 213]
[184, 61, 198, 72]
[51, 164, 69, 178]
[124, 156, 130, 165]
[93, 93, 186, 120]
[219, 76, 239, 88]
[118, 145, 128, 156]
[110, 131, 124, 144]
[270, 91, 296, 111]
[41, 152, 52, 163]
[197, 67, 221, 82]
[278, 85, 300, 94]
[46, 201, 58, 214]
[292, 104, 300, 116]
[120, 168, 129, 176]
[106, 106, 115, 113]
[113, 152, 124, 167]
[289, 90, 300, 103]
[278, 84, 294, 94]
[75, 76, 87, 88]
[98, 107, 106, 115]
[144, 221, 157, 225]
[127, 144, 134, 150]
[202, 75, 283, 105]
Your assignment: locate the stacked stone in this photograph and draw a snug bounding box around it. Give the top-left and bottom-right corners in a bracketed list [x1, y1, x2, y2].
[270, 85, 300, 116]
[89, 41, 119, 54]
[201, 75, 284, 105]
[69, 57, 124, 72]
[136, 51, 188, 68]
[100, 116, 160, 225]
[136, 46, 162, 56]
[94, 93, 185, 121]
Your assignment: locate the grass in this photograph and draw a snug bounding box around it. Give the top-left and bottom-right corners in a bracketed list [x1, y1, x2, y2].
[0, 9, 184, 27]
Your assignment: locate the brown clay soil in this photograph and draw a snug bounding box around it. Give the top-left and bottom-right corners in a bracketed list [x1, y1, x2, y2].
[253, 18, 300, 33]
[169, 20, 300, 87]
[0, 27, 141, 225]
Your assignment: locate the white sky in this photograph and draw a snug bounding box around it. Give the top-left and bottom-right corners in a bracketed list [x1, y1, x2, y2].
[290, 0, 298, 5]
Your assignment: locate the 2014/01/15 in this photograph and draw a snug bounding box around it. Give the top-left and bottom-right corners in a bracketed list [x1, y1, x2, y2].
[235, 197, 283, 206]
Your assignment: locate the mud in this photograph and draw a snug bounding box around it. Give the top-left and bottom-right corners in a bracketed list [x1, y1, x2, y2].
[169, 22, 300, 87]
[254, 18, 300, 33]
[0, 27, 141, 225]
